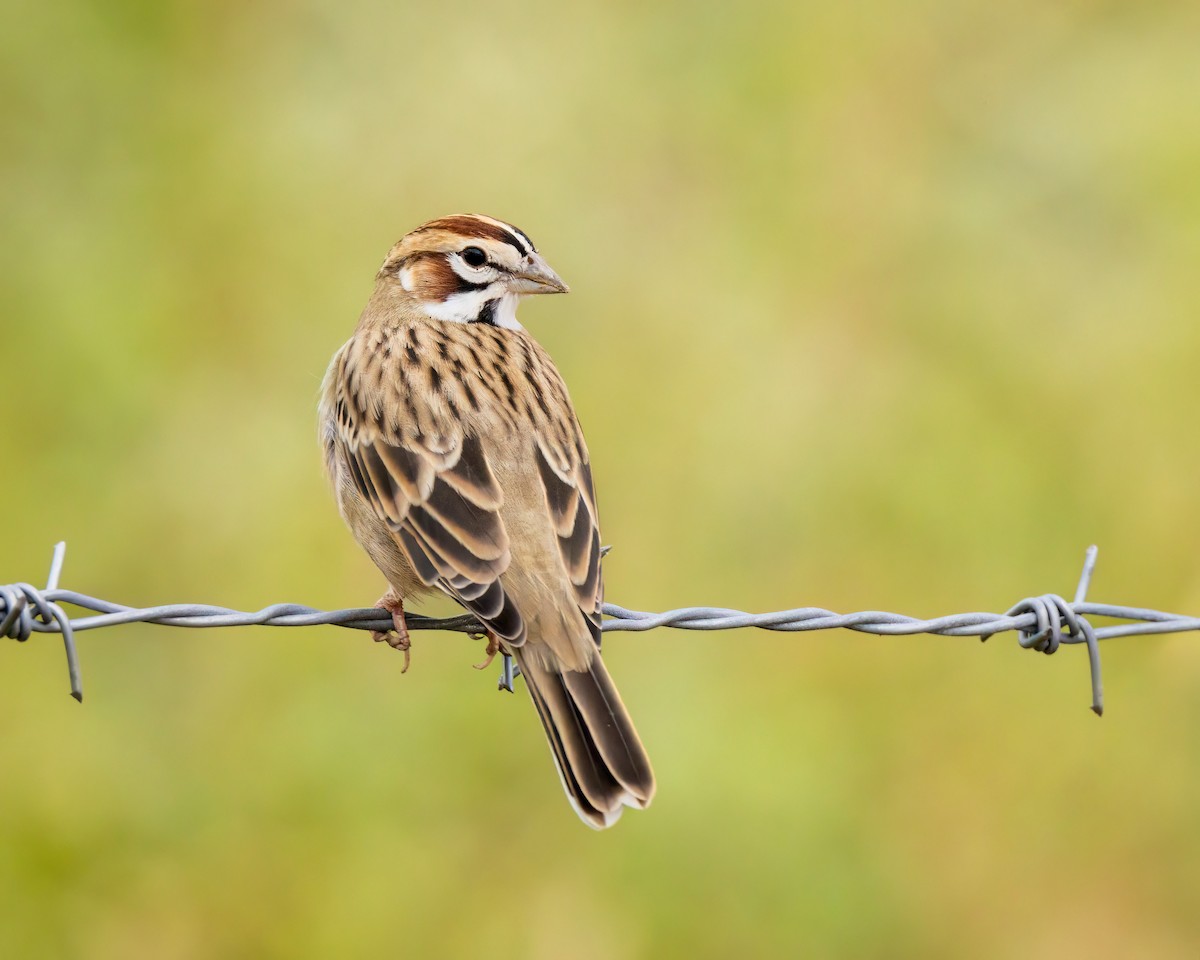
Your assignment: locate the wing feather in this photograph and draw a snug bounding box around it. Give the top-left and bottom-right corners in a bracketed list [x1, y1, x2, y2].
[439, 433, 504, 509]
[337, 393, 524, 642]
[534, 441, 604, 646]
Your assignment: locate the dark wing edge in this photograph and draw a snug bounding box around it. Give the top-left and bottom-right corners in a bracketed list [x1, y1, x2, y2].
[534, 439, 603, 649]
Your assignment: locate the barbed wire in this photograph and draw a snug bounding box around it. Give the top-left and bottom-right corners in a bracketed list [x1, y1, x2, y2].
[5, 542, 1198, 714]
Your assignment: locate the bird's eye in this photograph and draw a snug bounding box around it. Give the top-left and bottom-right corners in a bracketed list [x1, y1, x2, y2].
[461, 246, 487, 268]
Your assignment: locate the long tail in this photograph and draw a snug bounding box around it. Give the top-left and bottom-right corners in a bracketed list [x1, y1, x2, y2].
[514, 648, 655, 829]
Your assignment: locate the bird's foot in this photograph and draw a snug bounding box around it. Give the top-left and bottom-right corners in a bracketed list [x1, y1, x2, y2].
[470, 631, 519, 691]
[371, 589, 411, 673]
[472, 630, 502, 671]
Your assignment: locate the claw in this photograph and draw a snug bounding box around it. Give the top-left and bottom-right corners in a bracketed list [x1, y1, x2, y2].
[473, 630, 501, 671]
[371, 590, 412, 673]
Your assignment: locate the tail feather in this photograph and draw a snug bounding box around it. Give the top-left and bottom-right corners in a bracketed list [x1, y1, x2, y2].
[515, 649, 655, 830]
[562, 664, 655, 793]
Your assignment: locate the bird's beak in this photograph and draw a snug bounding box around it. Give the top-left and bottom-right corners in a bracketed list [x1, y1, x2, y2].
[508, 252, 569, 295]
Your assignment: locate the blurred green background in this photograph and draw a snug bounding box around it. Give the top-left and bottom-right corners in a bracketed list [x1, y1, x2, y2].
[4, 0, 1200, 956]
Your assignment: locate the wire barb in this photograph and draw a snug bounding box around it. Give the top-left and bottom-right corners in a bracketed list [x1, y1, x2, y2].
[976, 546, 1103, 715]
[3, 542, 1193, 713]
[497, 653, 519, 693]
[0, 543, 82, 701]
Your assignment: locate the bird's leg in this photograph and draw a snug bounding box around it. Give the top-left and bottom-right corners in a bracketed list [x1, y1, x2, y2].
[371, 589, 411, 673]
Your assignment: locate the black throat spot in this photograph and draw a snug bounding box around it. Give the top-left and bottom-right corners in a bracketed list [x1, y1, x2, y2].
[473, 299, 498, 326]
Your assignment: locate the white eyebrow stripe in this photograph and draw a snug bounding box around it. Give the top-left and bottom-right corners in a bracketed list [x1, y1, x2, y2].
[507, 224, 535, 255]
[472, 213, 534, 257]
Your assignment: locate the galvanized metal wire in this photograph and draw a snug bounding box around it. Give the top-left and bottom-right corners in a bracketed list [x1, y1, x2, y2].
[5, 542, 1196, 714]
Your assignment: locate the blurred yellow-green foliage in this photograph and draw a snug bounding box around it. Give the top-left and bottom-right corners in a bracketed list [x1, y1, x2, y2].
[4, 0, 1200, 956]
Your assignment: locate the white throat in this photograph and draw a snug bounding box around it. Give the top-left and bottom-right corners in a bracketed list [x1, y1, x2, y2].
[412, 284, 523, 330]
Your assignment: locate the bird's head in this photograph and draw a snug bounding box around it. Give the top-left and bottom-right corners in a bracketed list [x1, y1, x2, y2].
[376, 214, 568, 328]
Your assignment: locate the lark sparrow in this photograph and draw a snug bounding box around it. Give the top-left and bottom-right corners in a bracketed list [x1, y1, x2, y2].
[319, 214, 655, 828]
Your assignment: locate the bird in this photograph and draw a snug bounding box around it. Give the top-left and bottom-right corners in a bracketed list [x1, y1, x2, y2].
[319, 214, 655, 828]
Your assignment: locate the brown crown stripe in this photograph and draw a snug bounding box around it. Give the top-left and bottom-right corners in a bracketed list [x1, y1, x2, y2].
[413, 216, 531, 256]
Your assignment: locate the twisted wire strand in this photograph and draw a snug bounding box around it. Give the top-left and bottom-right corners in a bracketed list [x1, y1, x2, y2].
[5, 543, 1194, 714]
